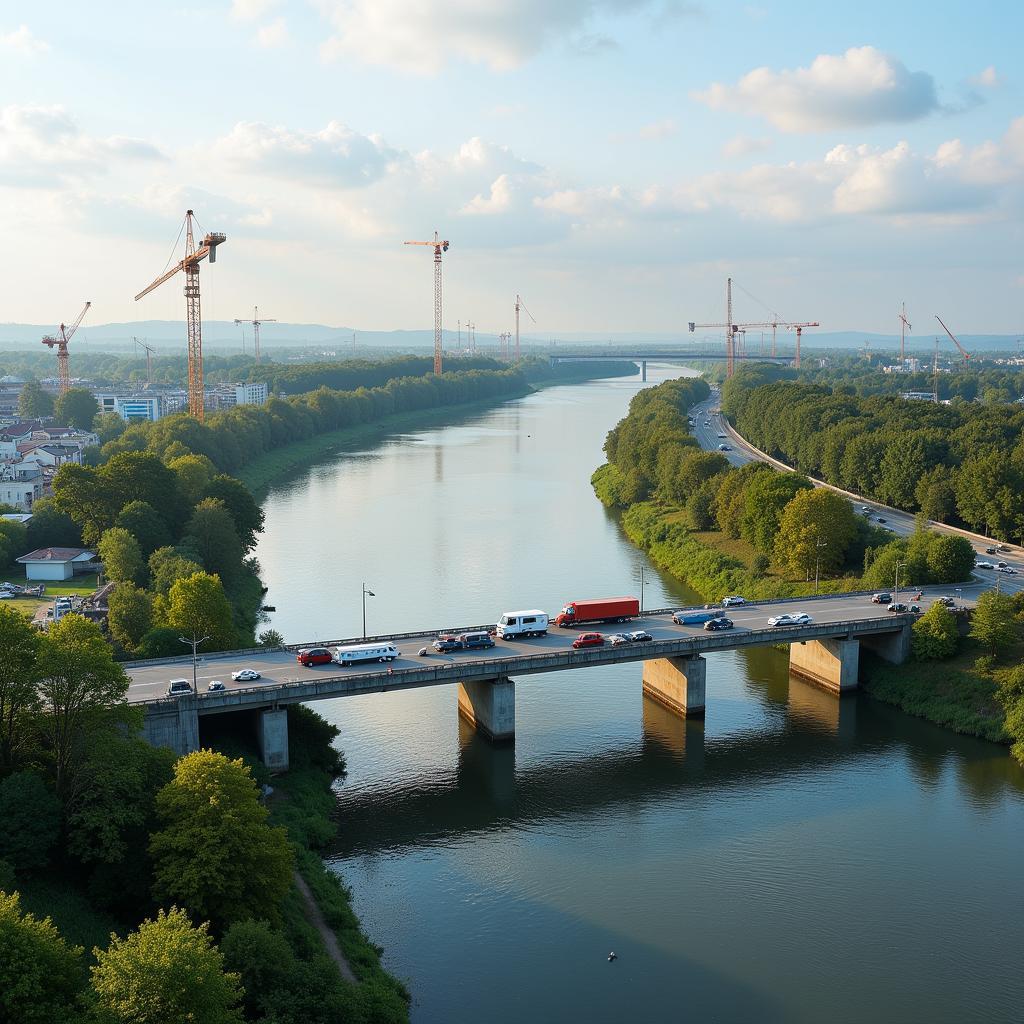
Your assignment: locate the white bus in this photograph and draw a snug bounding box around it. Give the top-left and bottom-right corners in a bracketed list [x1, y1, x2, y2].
[496, 609, 549, 639]
[333, 642, 400, 665]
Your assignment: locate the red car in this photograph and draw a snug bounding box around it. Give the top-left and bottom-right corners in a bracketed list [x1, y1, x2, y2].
[297, 647, 332, 666]
[572, 632, 605, 649]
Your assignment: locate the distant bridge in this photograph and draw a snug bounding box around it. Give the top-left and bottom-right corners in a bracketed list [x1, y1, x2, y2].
[547, 350, 794, 380]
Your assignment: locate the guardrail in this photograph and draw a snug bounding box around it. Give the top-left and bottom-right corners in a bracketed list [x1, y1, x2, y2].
[135, 613, 915, 711]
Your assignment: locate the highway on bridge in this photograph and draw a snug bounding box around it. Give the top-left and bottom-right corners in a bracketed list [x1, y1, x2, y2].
[126, 590, 960, 708]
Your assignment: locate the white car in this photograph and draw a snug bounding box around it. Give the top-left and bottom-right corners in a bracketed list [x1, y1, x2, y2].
[975, 560, 993, 569]
[722, 596, 746, 607]
[998, 565, 1017, 574]
[230, 669, 261, 682]
[207, 680, 225, 692]
[768, 613, 812, 627]
[607, 633, 630, 647]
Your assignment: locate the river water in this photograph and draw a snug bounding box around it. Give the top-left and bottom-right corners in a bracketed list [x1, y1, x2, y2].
[255, 368, 1024, 1024]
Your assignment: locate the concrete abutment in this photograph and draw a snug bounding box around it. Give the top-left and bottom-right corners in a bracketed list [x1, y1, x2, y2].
[788, 637, 860, 695]
[258, 707, 289, 772]
[642, 656, 707, 718]
[141, 699, 200, 758]
[458, 677, 515, 741]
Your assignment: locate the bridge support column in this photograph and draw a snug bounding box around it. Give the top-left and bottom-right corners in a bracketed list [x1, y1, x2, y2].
[860, 624, 911, 665]
[458, 677, 515, 741]
[142, 700, 200, 758]
[789, 637, 859, 695]
[641, 360, 647, 382]
[642, 656, 706, 718]
[258, 708, 289, 772]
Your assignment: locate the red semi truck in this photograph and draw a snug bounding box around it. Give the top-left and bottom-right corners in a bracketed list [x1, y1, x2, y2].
[554, 597, 640, 628]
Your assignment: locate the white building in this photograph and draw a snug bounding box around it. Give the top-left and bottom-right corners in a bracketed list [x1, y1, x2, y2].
[214, 382, 268, 407]
[96, 392, 164, 422]
[16, 547, 98, 581]
[0, 463, 43, 510]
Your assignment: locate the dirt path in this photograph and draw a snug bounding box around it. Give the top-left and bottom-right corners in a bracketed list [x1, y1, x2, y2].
[293, 869, 358, 985]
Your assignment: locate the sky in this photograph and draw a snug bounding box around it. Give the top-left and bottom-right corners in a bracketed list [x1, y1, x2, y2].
[1, 1, 1022, 336]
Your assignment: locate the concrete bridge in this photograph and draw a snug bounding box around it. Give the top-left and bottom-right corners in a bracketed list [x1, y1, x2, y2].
[128, 591, 924, 771]
[547, 350, 794, 381]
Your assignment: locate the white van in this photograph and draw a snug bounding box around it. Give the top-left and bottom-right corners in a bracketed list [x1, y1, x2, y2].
[496, 610, 549, 639]
[333, 642, 399, 665]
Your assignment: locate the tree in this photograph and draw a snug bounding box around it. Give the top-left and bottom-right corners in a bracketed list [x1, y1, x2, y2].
[149, 546, 204, 596]
[135, 627, 185, 660]
[0, 519, 27, 571]
[202, 475, 265, 551]
[925, 535, 975, 584]
[93, 411, 127, 445]
[25, 497, 82, 551]
[0, 892, 86, 1024]
[0, 772, 62, 869]
[911, 603, 959, 661]
[915, 465, 956, 522]
[185, 499, 244, 584]
[90, 907, 243, 1024]
[969, 591, 1018, 656]
[107, 583, 154, 653]
[741, 471, 814, 553]
[0, 607, 40, 769]
[165, 572, 237, 650]
[149, 751, 293, 929]
[53, 388, 98, 431]
[257, 628, 284, 648]
[114, 500, 171, 559]
[34, 614, 130, 799]
[773, 488, 857, 578]
[97, 527, 145, 586]
[17, 379, 54, 419]
[168, 453, 217, 506]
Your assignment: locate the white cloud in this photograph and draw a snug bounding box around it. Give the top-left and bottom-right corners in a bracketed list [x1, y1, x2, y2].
[0, 105, 166, 186]
[316, 0, 697, 72]
[210, 120, 404, 186]
[695, 46, 939, 133]
[722, 134, 773, 158]
[231, 0, 278, 20]
[256, 17, 289, 47]
[638, 118, 678, 140]
[0, 24, 49, 56]
[969, 66, 1001, 89]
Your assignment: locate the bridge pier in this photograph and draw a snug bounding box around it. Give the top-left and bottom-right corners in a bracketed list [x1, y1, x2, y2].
[860, 624, 912, 665]
[641, 360, 647, 382]
[642, 656, 706, 718]
[258, 707, 289, 772]
[458, 677, 515, 741]
[788, 637, 859, 695]
[142, 699, 200, 757]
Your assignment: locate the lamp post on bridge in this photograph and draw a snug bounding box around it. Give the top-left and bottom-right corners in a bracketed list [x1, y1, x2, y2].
[362, 583, 375, 639]
[178, 633, 210, 696]
[814, 538, 828, 595]
[894, 560, 907, 610]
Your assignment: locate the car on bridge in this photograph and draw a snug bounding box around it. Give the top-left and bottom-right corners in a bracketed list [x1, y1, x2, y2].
[608, 633, 630, 647]
[887, 602, 921, 613]
[297, 647, 333, 666]
[208, 680, 225, 692]
[572, 632, 604, 649]
[718, 444, 732, 451]
[998, 565, 1017, 574]
[975, 560, 993, 569]
[722, 596, 746, 607]
[672, 610, 716, 625]
[704, 616, 733, 631]
[432, 635, 462, 652]
[767, 613, 811, 627]
[166, 679, 192, 697]
[871, 593, 892, 604]
[627, 630, 653, 643]
[936, 596, 956, 608]
[231, 669, 262, 682]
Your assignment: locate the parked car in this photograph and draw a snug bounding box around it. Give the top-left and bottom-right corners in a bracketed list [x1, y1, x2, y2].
[627, 630, 653, 643]
[871, 593, 892, 604]
[767, 613, 812, 627]
[207, 680, 225, 692]
[297, 647, 333, 666]
[432, 634, 462, 652]
[704, 616, 733, 631]
[722, 595, 746, 607]
[975, 560, 994, 569]
[608, 633, 630, 647]
[985, 546, 998, 555]
[166, 679, 192, 697]
[231, 669, 261, 682]
[572, 632, 605, 649]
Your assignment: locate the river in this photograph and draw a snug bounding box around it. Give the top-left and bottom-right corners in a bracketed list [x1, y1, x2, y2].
[255, 367, 1024, 1024]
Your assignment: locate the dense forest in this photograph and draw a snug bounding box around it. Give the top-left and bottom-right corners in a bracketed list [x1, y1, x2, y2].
[722, 364, 1024, 541]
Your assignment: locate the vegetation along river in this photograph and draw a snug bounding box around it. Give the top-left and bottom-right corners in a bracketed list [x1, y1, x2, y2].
[254, 367, 1024, 1024]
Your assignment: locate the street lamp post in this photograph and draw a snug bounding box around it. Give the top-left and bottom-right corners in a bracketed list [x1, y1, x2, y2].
[362, 583, 375, 639]
[178, 633, 210, 695]
[894, 560, 906, 610]
[638, 565, 646, 616]
[814, 539, 828, 595]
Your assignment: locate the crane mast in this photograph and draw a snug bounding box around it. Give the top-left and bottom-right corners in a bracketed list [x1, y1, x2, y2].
[41, 301, 91, 395]
[234, 306, 276, 365]
[514, 294, 536, 363]
[898, 302, 912, 366]
[404, 232, 449, 374]
[935, 315, 970, 365]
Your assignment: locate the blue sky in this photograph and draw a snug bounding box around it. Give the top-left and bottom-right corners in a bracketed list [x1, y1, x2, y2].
[1, 1, 1021, 335]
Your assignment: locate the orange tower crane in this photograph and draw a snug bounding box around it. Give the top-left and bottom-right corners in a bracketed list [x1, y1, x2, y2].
[42, 302, 91, 395]
[935, 315, 971, 366]
[234, 306, 275, 365]
[514, 294, 535, 362]
[404, 232, 449, 374]
[134, 210, 226, 420]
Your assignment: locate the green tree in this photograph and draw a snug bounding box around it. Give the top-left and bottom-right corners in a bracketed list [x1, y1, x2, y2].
[202, 475, 265, 551]
[25, 496, 82, 550]
[0, 605, 40, 769]
[741, 471, 814, 553]
[684, 476, 721, 530]
[149, 751, 293, 929]
[915, 465, 956, 522]
[114, 500, 171, 559]
[135, 627, 185, 660]
[90, 907, 243, 1024]
[34, 614, 130, 799]
[0, 773, 62, 870]
[184, 499, 243, 583]
[107, 583, 154, 653]
[925, 535, 975, 584]
[53, 388, 99, 431]
[969, 591, 1018, 656]
[911, 603, 960, 661]
[168, 453, 217, 506]
[93, 411, 127, 446]
[97, 527, 145, 586]
[773, 488, 857, 578]
[149, 546, 204, 596]
[164, 572, 237, 650]
[17, 379, 54, 419]
[257, 628, 284, 647]
[0, 891, 86, 1024]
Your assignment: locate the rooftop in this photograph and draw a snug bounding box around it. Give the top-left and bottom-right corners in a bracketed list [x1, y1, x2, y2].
[16, 547, 96, 563]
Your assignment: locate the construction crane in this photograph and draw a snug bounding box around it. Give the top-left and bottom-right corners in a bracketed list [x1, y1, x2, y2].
[935, 315, 970, 366]
[404, 231, 449, 374]
[41, 302, 91, 395]
[234, 306, 275, 365]
[134, 210, 226, 420]
[514, 294, 535, 362]
[133, 336, 156, 385]
[898, 302, 912, 366]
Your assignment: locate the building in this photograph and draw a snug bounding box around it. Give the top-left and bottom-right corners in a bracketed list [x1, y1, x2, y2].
[0, 463, 43, 510]
[16, 546, 98, 581]
[899, 391, 939, 402]
[213, 382, 268, 408]
[0, 376, 23, 418]
[96, 392, 165, 422]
